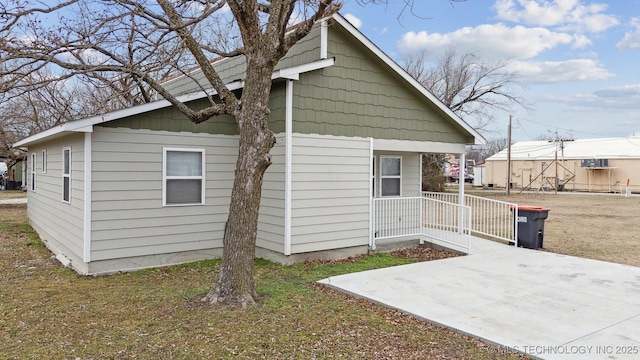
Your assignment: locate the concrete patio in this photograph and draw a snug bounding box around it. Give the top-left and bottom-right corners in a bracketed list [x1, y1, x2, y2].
[318, 237, 640, 359]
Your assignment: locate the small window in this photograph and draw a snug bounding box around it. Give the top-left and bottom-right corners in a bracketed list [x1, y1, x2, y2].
[380, 156, 401, 197]
[30, 153, 36, 192]
[42, 150, 47, 173]
[163, 148, 205, 206]
[62, 147, 71, 203]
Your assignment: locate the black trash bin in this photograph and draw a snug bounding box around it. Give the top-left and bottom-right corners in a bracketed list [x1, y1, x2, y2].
[511, 205, 550, 249]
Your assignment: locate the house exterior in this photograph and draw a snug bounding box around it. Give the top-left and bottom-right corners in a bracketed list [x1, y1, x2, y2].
[14, 14, 482, 275]
[484, 135, 640, 193]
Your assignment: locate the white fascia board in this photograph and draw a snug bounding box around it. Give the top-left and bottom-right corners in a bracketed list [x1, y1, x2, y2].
[331, 13, 485, 145]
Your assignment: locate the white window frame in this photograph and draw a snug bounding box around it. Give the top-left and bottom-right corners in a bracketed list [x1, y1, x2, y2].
[380, 155, 402, 197]
[62, 147, 71, 203]
[162, 147, 205, 206]
[30, 153, 36, 192]
[41, 150, 47, 173]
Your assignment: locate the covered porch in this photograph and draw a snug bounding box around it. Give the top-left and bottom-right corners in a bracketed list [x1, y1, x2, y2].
[370, 138, 519, 255]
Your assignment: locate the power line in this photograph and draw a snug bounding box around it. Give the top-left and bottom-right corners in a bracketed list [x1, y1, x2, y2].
[515, 117, 608, 138]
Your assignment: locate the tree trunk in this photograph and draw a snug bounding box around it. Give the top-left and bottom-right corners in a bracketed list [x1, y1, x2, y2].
[201, 56, 276, 307]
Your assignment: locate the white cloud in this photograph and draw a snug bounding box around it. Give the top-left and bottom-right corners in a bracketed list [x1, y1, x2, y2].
[494, 0, 619, 33]
[540, 86, 640, 111]
[344, 13, 362, 29]
[594, 84, 640, 98]
[617, 17, 640, 50]
[508, 59, 614, 83]
[54, 48, 106, 65]
[398, 23, 579, 60]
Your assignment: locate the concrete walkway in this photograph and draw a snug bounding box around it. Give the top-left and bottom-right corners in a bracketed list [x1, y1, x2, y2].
[318, 237, 640, 360]
[0, 198, 27, 204]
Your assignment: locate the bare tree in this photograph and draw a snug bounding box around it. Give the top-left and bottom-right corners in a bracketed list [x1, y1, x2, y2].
[1, 0, 344, 307]
[404, 49, 527, 132]
[466, 137, 508, 163]
[0, 67, 99, 182]
[405, 49, 525, 189]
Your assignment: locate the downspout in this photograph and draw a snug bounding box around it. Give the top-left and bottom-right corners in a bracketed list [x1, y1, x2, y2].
[369, 138, 375, 251]
[284, 79, 293, 256]
[83, 132, 92, 262]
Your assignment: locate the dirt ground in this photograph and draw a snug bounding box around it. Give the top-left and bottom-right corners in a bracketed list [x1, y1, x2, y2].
[471, 190, 640, 267]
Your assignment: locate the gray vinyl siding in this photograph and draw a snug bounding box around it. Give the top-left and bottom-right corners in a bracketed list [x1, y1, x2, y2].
[289, 134, 370, 253]
[256, 134, 285, 253]
[90, 127, 237, 261]
[26, 134, 86, 268]
[291, 22, 473, 144]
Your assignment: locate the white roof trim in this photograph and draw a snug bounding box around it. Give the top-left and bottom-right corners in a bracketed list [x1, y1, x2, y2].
[331, 13, 484, 145]
[272, 57, 334, 80]
[14, 59, 334, 148]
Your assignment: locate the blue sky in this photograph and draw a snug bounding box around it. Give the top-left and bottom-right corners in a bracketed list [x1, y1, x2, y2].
[339, 0, 640, 142]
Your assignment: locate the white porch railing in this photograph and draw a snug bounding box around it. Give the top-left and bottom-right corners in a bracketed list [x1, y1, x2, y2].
[422, 192, 519, 246]
[420, 198, 472, 254]
[372, 196, 472, 254]
[372, 196, 422, 240]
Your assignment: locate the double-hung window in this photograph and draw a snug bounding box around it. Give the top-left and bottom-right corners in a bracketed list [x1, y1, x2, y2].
[163, 148, 205, 206]
[380, 156, 401, 197]
[62, 147, 71, 203]
[30, 153, 36, 192]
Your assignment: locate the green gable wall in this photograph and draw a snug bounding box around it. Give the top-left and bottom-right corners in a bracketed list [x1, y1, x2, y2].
[291, 22, 473, 144]
[101, 84, 287, 135]
[101, 97, 238, 135]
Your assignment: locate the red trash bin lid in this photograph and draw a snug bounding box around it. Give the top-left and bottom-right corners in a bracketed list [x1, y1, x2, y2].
[509, 205, 550, 211]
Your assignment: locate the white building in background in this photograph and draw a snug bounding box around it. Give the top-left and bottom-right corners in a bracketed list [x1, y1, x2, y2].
[485, 134, 640, 193]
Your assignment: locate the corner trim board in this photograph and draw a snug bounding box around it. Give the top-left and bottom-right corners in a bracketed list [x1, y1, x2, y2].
[83, 132, 92, 262]
[284, 79, 293, 256]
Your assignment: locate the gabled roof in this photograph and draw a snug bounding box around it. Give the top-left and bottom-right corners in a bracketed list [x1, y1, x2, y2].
[487, 135, 640, 161]
[15, 12, 483, 148]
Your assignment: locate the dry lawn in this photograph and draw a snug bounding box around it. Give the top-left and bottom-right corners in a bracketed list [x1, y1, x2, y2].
[0, 203, 524, 360]
[0, 190, 27, 200]
[471, 190, 640, 267]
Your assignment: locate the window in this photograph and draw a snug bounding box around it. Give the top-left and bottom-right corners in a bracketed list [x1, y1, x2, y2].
[62, 147, 71, 203]
[30, 153, 36, 192]
[163, 148, 205, 206]
[42, 150, 47, 173]
[380, 156, 401, 197]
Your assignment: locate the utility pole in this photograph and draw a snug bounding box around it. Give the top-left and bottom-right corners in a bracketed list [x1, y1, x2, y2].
[554, 143, 558, 195]
[506, 115, 512, 195]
